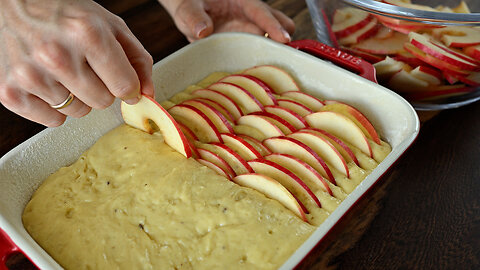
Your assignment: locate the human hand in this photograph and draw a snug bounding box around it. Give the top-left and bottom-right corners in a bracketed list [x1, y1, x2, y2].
[0, 0, 154, 127]
[159, 0, 295, 43]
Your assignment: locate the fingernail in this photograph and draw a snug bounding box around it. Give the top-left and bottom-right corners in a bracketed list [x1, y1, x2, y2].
[125, 96, 140, 105]
[282, 28, 291, 42]
[195, 22, 207, 38]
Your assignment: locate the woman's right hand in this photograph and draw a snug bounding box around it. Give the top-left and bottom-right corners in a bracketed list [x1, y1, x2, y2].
[0, 0, 154, 127]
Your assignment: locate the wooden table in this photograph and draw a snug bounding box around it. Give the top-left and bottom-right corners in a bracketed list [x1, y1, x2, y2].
[1, 0, 479, 269]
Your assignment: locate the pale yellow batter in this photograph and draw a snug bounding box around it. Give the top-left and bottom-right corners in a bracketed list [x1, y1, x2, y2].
[23, 125, 316, 270]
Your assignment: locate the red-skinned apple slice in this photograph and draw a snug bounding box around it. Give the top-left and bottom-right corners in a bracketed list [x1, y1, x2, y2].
[263, 136, 336, 184]
[197, 148, 236, 178]
[338, 18, 379, 46]
[288, 131, 349, 178]
[121, 95, 191, 158]
[181, 99, 234, 133]
[393, 52, 427, 68]
[353, 31, 408, 55]
[232, 174, 307, 221]
[264, 153, 333, 196]
[247, 159, 321, 208]
[264, 105, 308, 130]
[432, 26, 480, 48]
[443, 70, 480, 86]
[220, 133, 263, 161]
[409, 32, 480, 71]
[388, 69, 430, 92]
[177, 121, 199, 142]
[197, 159, 231, 180]
[305, 111, 373, 158]
[237, 114, 284, 138]
[168, 104, 222, 143]
[281, 91, 325, 111]
[242, 65, 300, 94]
[196, 142, 253, 175]
[464, 45, 480, 61]
[233, 124, 268, 142]
[332, 7, 373, 38]
[190, 98, 235, 123]
[373, 56, 408, 82]
[443, 70, 460, 84]
[237, 134, 272, 156]
[321, 101, 382, 145]
[219, 74, 278, 106]
[191, 89, 243, 120]
[277, 99, 314, 117]
[410, 66, 443, 85]
[340, 47, 384, 64]
[249, 111, 297, 134]
[208, 82, 264, 114]
[301, 128, 360, 167]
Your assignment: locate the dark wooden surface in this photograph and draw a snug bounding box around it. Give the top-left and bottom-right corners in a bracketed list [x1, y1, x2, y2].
[1, 0, 479, 269]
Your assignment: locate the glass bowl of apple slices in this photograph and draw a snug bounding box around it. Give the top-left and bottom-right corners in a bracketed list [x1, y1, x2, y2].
[307, 0, 480, 110]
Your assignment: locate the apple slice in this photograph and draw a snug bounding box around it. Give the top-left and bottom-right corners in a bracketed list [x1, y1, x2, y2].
[353, 31, 408, 55]
[121, 95, 191, 158]
[196, 142, 253, 175]
[409, 32, 480, 71]
[444, 71, 480, 86]
[410, 66, 443, 85]
[264, 105, 308, 130]
[464, 45, 480, 61]
[249, 111, 297, 134]
[168, 104, 222, 143]
[281, 91, 325, 111]
[332, 7, 373, 38]
[443, 70, 460, 84]
[340, 47, 384, 64]
[338, 18, 379, 46]
[373, 56, 409, 82]
[305, 111, 373, 158]
[191, 89, 243, 120]
[247, 159, 321, 208]
[321, 101, 381, 145]
[264, 153, 333, 196]
[432, 26, 480, 48]
[237, 134, 272, 156]
[263, 136, 336, 184]
[242, 65, 300, 94]
[232, 124, 267, 142]
[237, 114, 284, 138]
[181, 99, 234, 133]
[197, 148, 236, 178]
[404, 84, 476, 101]
[277, 99, 314, 117]
[190, 98, 235, 123]
[393, 51, 427, 68]
[301, 128, 360, 167]
[177, 121, 198, 142]
[388, 69, 430, 92]
[219, 74, 278, 106]
[232, 174, 307, 221]
[220, 133, 263, 161]
[197, 159, 231, 180]
[208, 82, 264, 114]
[453, 1, 471, 13]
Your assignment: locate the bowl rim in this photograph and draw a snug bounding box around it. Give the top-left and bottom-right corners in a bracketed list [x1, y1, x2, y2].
[343, 0, 480, 25]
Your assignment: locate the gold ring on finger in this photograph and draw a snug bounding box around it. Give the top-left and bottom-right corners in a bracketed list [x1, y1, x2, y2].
[50, 93, 74, 110]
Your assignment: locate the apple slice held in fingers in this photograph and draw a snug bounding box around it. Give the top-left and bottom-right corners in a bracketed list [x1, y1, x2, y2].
[247, 159, 321, 208]
[168, 104, 222, 143]
[321, 101, 381, 145]
[237, 114, 284, 138]
[181, 99, 234, 133]
[305, 111, 373, 158]
[191, 89, 243, 121]
[277, 99, 314, 117]
[281, 91, 325, 111]
[232, 174, 307, 221]
[263, 136, 336, 184]
[208, 82, 264, 114]
[219, 74, 278, 106]
[197, 148, 236, 178]
[121, 95, 192, 158]
[197, 159, 231, 180]
[242, 65, 300, 94]
[220, 133, 263, 161]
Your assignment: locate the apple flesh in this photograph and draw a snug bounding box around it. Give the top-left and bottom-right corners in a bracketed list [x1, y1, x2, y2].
[168, 104, 222, 143]
[353, 31, 408, 55]
[410, 66, 443, 86]
[197, 159, 231, 180]
[276, 99, 314, 117]
[220, 133, 263, 161]
[432, 26, 480, 48]
[121, 95, 192, 158]
[249, 111, 297, 134]
[219, 74, 278, 106]
[197, 148, 236, 178]
[237, 134, 272, 156]
[181, 99, 234, 133]
[191, 89, 243, 121]
[196, 142, 253, 175]
[242, 65, 300, 94]
[338, 18, 379, 46]
[264, 105, 308, 130]
[388, 69, 430, 93]
[237, 114, 284, 138]
[280, 91, 325, 111]
[208, 82, 264, 114]
[332, 7, 373, 39]
[232, 174, 307, 221]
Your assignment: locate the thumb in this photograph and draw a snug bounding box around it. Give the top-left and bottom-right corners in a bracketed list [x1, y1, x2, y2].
[172, 0, 214, 40]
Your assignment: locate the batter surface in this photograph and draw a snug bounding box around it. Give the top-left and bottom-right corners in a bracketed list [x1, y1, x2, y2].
[23, 125, 316, 270]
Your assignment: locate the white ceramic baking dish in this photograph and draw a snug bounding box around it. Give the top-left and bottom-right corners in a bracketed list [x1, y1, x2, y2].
[0, 33, 419, 269]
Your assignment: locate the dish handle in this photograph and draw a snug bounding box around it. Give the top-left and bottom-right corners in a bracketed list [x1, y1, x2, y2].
[287, 39, 378, 84]
[0, 229, 21, 270]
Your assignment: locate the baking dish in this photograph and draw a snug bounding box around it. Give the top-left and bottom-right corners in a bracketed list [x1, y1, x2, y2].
[0, 33, 419, 269]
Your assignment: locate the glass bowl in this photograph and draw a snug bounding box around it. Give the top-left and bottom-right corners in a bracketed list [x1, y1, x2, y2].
[306, 0, 480, 110]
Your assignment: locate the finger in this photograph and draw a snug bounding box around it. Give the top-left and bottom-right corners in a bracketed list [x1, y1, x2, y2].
[113, 19, 155, 98]
[243, 0, 291, 43]
[0, 86, 66, 127]
[271, 9, 295, 36]
[12, 62, 91, 118]
[33, 40, 115, 110]
[174, 0, 214, 40]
